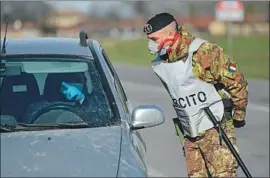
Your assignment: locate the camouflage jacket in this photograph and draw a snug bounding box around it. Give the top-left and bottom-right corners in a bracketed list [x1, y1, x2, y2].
[164, 26, 248, 122]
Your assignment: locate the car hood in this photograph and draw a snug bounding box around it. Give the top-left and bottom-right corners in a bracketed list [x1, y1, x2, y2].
[1, 126, 121, 177]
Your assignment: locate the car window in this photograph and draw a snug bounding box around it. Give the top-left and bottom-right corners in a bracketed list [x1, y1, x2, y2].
[0, 56, 118, 131]
[101, 49, 129, 113]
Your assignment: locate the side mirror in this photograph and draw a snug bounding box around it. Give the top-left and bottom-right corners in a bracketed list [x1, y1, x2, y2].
[130, 105, 165, 131]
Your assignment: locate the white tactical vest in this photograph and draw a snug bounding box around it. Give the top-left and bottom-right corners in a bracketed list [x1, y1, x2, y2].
[152, 38, 224, 138]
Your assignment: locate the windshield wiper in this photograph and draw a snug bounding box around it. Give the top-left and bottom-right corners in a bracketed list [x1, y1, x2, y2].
[0, 125, 16, 132]
[0, 122, 90, 132]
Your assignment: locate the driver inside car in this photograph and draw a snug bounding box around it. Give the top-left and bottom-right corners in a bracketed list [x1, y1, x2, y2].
[22, 72, 112, 124]
[61, 81, 85, 105]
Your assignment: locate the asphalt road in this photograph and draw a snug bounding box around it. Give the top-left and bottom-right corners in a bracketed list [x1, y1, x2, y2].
[114, 63, 269, 177]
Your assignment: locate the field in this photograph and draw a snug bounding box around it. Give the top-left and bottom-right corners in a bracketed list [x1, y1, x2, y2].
[101, 35, 269, 79]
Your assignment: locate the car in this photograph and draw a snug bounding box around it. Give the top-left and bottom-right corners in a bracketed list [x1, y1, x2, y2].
[0, 30, 165, 177]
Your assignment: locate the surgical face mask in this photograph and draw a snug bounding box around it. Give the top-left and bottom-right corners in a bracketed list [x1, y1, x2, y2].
[148, 40, 168, 56]
[148, 32, 180, 56]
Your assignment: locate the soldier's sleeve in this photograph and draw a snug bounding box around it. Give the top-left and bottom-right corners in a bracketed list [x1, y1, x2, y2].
[196, 42, 248, 122]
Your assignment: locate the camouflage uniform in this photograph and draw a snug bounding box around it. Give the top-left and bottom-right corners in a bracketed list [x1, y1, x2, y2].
[167, 26, 248, 177]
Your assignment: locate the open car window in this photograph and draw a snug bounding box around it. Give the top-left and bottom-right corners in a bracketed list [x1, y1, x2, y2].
[0, 56, 119, 131]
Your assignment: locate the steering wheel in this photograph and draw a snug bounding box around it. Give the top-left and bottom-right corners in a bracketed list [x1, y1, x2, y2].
[30, 102, 89, 124]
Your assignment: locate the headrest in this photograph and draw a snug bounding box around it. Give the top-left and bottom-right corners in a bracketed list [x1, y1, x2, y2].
[0, 73, 40, 95]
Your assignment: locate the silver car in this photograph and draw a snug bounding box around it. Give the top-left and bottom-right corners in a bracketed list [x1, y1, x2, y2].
[0, 31, 165, 177]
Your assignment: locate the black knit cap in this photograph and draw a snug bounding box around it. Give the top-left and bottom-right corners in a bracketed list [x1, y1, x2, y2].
[143, 12, 176, 35]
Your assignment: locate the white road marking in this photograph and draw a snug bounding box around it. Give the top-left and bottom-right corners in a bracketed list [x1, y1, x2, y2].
[121, 81, 269, 113]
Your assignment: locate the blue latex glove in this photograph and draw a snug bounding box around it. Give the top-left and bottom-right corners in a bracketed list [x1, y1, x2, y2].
[61, 82, 85, 104]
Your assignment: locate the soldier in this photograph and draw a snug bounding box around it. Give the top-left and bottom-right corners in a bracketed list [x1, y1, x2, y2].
[143, 13, 248, 177]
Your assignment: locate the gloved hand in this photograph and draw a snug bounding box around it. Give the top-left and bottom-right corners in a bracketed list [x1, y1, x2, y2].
[61, 82, 85, 104]
[233, 120, 246, 128]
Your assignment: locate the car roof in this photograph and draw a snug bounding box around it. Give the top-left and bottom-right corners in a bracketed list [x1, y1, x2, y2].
[3, 37, 94, 57]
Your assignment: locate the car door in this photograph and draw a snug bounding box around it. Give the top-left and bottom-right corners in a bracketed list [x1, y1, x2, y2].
[99, 47, 147, 165]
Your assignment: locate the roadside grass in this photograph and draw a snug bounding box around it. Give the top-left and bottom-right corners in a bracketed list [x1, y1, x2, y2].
[100, 35, 269, 79]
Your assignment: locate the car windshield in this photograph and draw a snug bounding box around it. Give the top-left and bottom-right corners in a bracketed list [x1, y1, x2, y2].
[0, 56, 119, 132]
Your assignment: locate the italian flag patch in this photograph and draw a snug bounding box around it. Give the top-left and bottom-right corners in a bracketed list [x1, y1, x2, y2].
[228, 63, 236, 72]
